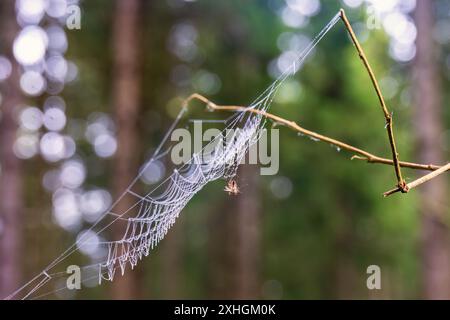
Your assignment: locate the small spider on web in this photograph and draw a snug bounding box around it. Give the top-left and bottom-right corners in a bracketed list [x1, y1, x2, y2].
[224, 179, 240, 196]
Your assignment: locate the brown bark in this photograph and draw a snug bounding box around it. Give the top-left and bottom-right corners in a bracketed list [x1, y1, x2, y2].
[111, 0, 143, 299]
[0, 0, 24, 299]
[233, 166, 261, 298]
[413, 0, 450, 299]
[207, 195, 235, 298]
[208, 165, 261, 299]
[333, 201, 357, 299]
[160, 220, 183, 299]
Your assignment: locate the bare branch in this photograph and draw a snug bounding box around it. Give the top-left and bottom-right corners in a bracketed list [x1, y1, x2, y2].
[183, 94, 447, 174]
[384, 163, 450, 197]
[339, 9, 407, 192]
[350, 155, 441, 171]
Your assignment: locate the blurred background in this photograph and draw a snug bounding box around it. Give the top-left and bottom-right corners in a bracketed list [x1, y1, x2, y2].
[0, 0, 449, 299]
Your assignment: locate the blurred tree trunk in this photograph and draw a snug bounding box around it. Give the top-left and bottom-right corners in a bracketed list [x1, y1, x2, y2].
[413, 0, 450, 299]
[208, 194, 234, 298]
[0, 0, 24, 299]
[333, 202, 357, 299]
[209, 165, 261, 299]
[234, 166, 261, 298]
[160, 221, 183, 299]
[111, 0, 143, 299]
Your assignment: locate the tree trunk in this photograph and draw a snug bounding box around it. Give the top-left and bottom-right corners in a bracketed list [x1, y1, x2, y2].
[234, 166, 261, 298]
[208, 165, 261, 299]
[413, 0, 450, 299]
[160, 221, 183, 299]
[111, 0, 143, 299]
[0, 0, 24, 300]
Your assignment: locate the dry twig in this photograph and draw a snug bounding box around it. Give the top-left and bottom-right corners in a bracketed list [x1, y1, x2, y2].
[383, 163, 450, 197]
[339, 9, 407, 192]
[183, 93, 448, 195]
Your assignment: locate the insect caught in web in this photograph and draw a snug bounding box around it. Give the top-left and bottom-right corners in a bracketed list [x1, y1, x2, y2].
[224, 179, 240, 196]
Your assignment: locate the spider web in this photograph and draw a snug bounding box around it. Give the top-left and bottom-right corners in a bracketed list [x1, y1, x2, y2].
[6, 11, 340, 300]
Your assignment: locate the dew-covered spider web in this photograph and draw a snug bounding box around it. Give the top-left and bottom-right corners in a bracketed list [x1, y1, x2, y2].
[7, 11, 341, 300]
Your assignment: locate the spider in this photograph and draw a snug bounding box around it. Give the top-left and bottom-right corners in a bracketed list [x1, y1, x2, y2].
[224, 179, 240, 196]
